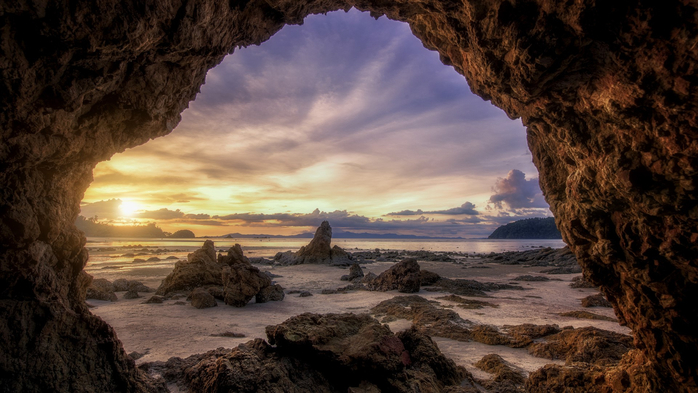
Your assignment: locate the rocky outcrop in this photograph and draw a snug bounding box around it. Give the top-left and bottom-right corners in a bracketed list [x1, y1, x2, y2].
[156, 240, 222, 295]
[2, 1, 698, 390]
[367, 258, 421, 293]
[156, 241, 278, 307]
[273, 222, 352, 265]
[143, 313, 473, 392]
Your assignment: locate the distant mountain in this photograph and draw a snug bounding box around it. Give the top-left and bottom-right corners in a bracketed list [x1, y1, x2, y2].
[76, 216, 167, 238]
[168, 229, 196, 238]
[218, 231, 463, 240]
[488, 217, 562, 239]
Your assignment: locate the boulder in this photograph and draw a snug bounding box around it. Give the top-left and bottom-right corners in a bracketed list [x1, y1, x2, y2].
[123, 290, 141, 299]
[341, 263, 364, 281]
[112, 278, 130, 292]
[191, 288, 217, 309]
[85, 278, 117, 302]
[367, 259, 421, 293]
[256, 284, 285, 303]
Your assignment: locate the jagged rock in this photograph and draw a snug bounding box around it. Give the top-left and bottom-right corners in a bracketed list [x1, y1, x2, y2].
[367, 259, 421, 293]
[156, 240, 222, 295]
[581, 293, 612, 308]
[3, 1, 698, 391]
[144, 314, 474, 392]
[191, 288, 217, 309]
[273, 222, 352, 265]
[256, 284, 285, 303]
[222, 260, 271, 307]
[298, 291, 313, 297]
[86, 278, 118, 302]
[123, 290, 141, 299]
[155, 241, 274, 307]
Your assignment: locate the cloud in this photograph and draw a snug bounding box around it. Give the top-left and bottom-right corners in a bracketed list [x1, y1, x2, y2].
[488, 170, 549, 210]
[79, 199, 122, 220]
[386, 201, 479, 216]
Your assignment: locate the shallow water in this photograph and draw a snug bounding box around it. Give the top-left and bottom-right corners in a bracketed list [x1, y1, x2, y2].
[84, 237, 566, 280]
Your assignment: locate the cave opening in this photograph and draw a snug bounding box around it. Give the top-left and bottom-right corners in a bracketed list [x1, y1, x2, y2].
[78, 8, 576, 376]
[1, 1, 697, 392]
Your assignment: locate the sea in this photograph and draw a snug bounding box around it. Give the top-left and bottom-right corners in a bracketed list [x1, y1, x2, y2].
[86, 237, 566, 256]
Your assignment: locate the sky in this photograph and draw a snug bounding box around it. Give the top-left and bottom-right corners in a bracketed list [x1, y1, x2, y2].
[81, 9, 552, 238]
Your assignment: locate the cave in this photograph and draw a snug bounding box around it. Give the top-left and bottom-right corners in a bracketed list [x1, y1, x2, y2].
[1, 1, 696, 392]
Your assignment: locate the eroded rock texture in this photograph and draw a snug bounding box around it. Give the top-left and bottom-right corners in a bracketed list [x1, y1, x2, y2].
[1, 0, 697, 391]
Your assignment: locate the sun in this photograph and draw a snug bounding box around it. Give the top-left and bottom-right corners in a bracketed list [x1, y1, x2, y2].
[119, 200, 141, 217]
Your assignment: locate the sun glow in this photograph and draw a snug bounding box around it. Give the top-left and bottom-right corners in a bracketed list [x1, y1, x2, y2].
[119, 200, 141, 217]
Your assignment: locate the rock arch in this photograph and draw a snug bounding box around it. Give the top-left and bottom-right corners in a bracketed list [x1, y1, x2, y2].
[1, 0, 696, 391]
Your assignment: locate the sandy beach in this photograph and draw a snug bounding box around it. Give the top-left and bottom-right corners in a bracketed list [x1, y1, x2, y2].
[85, 241, 627, 388]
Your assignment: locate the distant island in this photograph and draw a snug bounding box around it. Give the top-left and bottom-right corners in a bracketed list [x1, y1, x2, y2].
[219, 231, 464, 240]
[488, 217, 561, 239]
[75, 216, 195, 238]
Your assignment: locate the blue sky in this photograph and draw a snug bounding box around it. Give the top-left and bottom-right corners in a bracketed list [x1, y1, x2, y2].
[82, 9, 551, 237]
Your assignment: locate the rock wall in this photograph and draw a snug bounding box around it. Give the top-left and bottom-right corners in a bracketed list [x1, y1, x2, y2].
[1, 0, 696, 391]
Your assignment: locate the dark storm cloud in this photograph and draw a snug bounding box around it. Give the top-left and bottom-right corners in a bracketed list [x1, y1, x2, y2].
[387, 202, 479, 216]
[80, 199, 122, 220]
[488, 170, 549, 210]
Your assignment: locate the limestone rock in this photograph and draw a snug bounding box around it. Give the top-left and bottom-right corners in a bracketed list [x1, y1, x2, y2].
[367, 259, 421, 293]
[191, 288, 217, 309]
